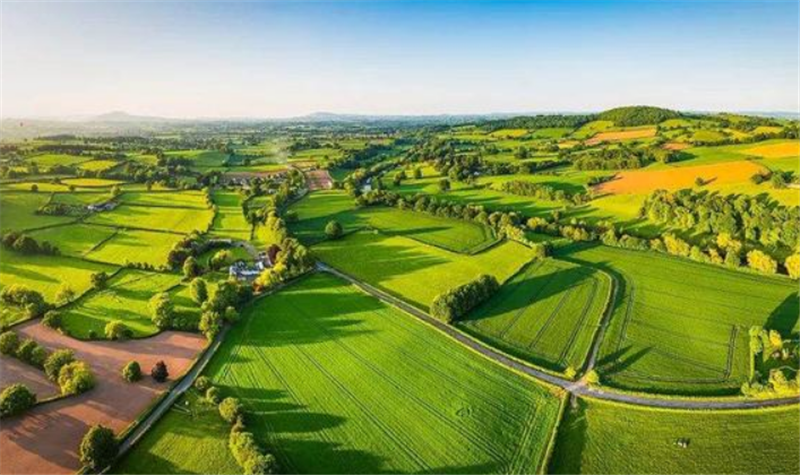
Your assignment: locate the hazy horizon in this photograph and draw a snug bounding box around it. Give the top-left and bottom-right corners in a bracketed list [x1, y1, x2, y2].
[2, 0, 798, 119]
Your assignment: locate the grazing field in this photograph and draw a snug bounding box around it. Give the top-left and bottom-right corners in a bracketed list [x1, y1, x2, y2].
[289, 190, 497, 253]
[743, 141, 800, 158]
[165, 149, 228, 169]
[550, 399, 800, 474]
[119, 273, 564, 474]
[558, 244, 800, 394]
[60, 269, 187, 339]
[78, 159, 119, 172]
[61, 178, 123, 187]
[113, 392, 239, 475]
[84, 229, 186, 267]
[119, 190, 210, 209]
[0, 192, 75, 232]
[31, 223, 117, 257]
[572, 120, 614, 140]
[586, 127, 657, 145]
[210, 191, 251, 241]
[26, 153, 93, 168]
[86, 204, 214, 234]
[313, 231, 535, 310]
[461, 259, 611, 373]
[596, 160, 764, 195]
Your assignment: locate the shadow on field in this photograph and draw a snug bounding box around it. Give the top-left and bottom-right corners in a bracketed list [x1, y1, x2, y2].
[766, 293, 800, 338]
[596, 345, 651, 377]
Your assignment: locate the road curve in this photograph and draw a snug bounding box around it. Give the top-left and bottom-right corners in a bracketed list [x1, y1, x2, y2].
[316, 262, 800, 411]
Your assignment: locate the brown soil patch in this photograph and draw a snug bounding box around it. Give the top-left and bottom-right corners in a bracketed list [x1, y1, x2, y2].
[596, 160, 765, 195]
[0, 323, 205, 475]
[586, 127, 656, 145]
[306, 169, 333, 190]
[663, 142, 690, 151]
[0, 357, 59, 400]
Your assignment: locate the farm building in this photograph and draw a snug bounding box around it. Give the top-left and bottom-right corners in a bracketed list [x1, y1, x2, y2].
[86, 201, 118, 212]
[228, 252, 273, 280]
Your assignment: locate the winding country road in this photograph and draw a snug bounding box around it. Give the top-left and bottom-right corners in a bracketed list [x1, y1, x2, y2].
[315, 262, 800, 411]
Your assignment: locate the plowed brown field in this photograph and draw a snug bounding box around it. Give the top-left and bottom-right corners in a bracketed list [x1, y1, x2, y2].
[596, 160, 764, 195]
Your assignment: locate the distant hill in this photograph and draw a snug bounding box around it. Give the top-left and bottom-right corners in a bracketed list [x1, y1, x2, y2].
[89, 111, 180, 123]
[598, 106, 681, 126]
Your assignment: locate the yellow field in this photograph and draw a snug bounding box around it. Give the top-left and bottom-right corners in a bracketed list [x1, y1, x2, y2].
[597, 160, 765, 195]
[743, 141, 800, 158]
[586, 127, 656, 145]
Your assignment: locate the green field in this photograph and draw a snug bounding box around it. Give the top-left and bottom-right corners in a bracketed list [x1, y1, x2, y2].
[31, 223, 117, 257]
[210, 191, 251, 241]
[313, 230, 535, 310]
[27, 153, 93, 168]
[550, 399, 800, 474]
[557, 244, 800, 394]
[116, 273, 564, 474]
[461, 259, 611, 373]
[289, 190, 497, 253]
[0, 192, 76, 232]
[84, 229, 186, 268]
[113, 391, 239, 474]
[60, 269, 188, 339]
[119, 190, 210, 209]
[86, 204, 214, 234]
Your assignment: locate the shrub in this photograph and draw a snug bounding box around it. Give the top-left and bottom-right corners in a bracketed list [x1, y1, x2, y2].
[0, 331, 20, 355]
[104, 320, 133, 340]
[229, 429, 261, 470]
[55, 284, 75, 305]
[325, 220, 343, 239]
[195, 376, 212, 392]
[121, 361, 142, 382]
[206, 386, 222, 404]
[199, 310, 222, 341]
[585, 369, 601, 385]
[0, 285, 49, 318]
[44, 349, 75, 381]
[244, 453, 279, 475]
[430, 274, 499, 324]
[90, 271, 109, 290]
[79, 425, 118, 471]
[786, 254, 800, 280]
[42, 310, 63, 330]
[58, 361, 95, 395]
[183, 256, 201, 279]
[151, 360, 169, 382]
[0, 384, 36, 418]
[219, 397, 243, 423]
[149, 293, 175, 330]
[190, 278, 208, 304]
[16, 339, 48, 368]
[747, 250, 778, 275]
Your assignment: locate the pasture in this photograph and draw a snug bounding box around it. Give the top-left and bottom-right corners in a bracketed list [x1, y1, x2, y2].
[86, 204, 214, 234]
[118, 190, 210, 209]
[289, 190, 497, 253]
[313, 230, 535, 310]
[78, 159, 119, 172]
[0, 191, 75, 232]
[119, 273, 563, 474]
[26, 153, 93, 168]
[61, 178, 123, 187]
[60, 269, 185, 339]
[210, 191, 251, 241]
[558, 244, 800, 394]
[550, 399, 799, 474]
[84, 229, 186, 268]
[461, 259, 611, 373]
[31, 223, 117, 257]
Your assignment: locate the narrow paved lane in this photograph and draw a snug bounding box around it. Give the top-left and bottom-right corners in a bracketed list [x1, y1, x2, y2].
[316, 262, 800, 411]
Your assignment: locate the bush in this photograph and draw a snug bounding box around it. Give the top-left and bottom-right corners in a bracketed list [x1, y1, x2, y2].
[104, 320, 133, 340]
[121, 361, 142, 382]
[430, 274, 499, 324]
[16, 338, 48, 368]
[79, 425, 118, 471]
[58, 361, 95, 395]
[219, 397, 243, 423]
[206, 386, 222, 404]
[42, 310, 63, 330]
[244, 453, 279, 475]
[324, 220, 343, 239]
[90, 272, 109, 290]
[149, 293, 175, 330]
[0, 285, 49, 318]
[0, 331, 20, 356]
[151, 360, 169, 382]
[190, 278, 208, 304]
[195, 376, 212, 392]
[585, 369, 600, 385]
[183, 256, 201, 279]
[0, 384, 36, 418]
[44, 349, 75, 382]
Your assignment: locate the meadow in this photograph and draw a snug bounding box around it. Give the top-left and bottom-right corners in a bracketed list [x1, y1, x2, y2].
[60, 269, 185, 339]
[312, 230, 535, 310]
[0, 192, 76, 232]
[31, 223, 117, 257]
[289, 190, 497, 253]
[117, 273, 564, 474]
[557, 243, 800, 394]
[86, 204, 214, 235]
[209, 191, 252, 241]
[461, 259, 611, 373]
[83, 229, 185, 268]
[118, 190, 210, 209]
[550, 399, 800, 474]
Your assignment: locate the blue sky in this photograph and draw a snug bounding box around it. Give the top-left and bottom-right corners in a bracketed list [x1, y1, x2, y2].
[1, 0, 798, 118]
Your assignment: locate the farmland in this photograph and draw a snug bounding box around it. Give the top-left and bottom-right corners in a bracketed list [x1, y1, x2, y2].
[87, 204, 214, 234]
[461, 259, 611, 373]
[550, 399, 800, 474]
[313, 230, 535, 310]
[84, 229, 186, 268]
[115, 273, 564, 474]
[209, 190, 252, 241]
[558, 243, 800, 395]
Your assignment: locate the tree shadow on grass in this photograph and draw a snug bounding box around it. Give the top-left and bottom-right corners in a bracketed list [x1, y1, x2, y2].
[595, 344, 651, 377]
[766, 293, 800, 338]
